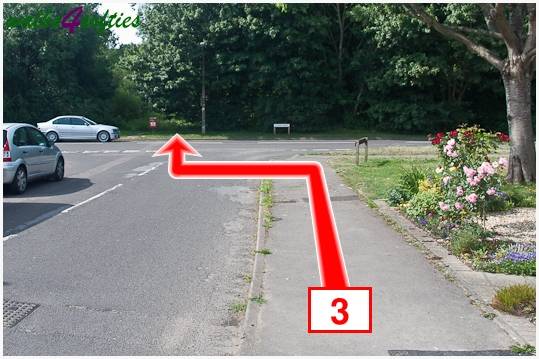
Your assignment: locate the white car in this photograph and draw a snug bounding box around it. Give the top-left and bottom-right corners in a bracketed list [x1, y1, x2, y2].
[37, 116, 120, 143]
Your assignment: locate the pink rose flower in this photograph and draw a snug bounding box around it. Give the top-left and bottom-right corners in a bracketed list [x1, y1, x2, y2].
[447, 138, 456, 146]
[454, 202, 464, 210]
[463, 166, 476, 178]
[486, 187, 496, 196]
[498, 157, 508, 168]
[478, 161, 495, 176]
[447, 150, 458, 158]
[456, 186, 464, 196]
[466, 193, 478, 204]
[466, 177, 480, 186]
[439, 202, 450, 211]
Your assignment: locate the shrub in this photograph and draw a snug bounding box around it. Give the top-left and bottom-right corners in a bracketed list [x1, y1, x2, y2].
[405, 191, 443, 219]
[450, 223, 492, 256]
[451, 235, 483, 256]
[485, 196, 514, 212]
[386, 188, 410, 206]
[504, 183, 536, 208]
[398, 167, 426, 196]
[492, 284, 536, 316]
[430, 125, 509, 221]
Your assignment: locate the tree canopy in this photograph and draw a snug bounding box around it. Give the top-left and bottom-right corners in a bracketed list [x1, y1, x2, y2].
[4, 3, 533, 136]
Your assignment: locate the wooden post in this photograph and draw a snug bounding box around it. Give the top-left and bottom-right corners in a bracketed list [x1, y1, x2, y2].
[364, 137, 368, 162]
[355, 141, 360, 166]
[355, 137, 368, 165]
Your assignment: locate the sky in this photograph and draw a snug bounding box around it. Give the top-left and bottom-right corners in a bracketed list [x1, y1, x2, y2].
[97, 3, 142, 45]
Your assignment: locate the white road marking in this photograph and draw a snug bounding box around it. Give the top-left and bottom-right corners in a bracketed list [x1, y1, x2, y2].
[137, 162, 164, 176]
[104, 150, 120, 153]
[189, 141, 223, 144]
[124, 162, 164, 178]
[61, 151, 79, 154]
[82, 150, 100, 154]
[312, 148, 330, 151]
[122, 150, 140, 153]
[61, 184, 123, 214]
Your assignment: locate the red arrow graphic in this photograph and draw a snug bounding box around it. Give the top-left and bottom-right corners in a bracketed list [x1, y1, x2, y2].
[154, 134, 350, 288]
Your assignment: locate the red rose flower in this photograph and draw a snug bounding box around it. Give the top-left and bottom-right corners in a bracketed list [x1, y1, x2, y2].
[464, 131, 473, 138]
[497, 132, 510, 142]
[450, 130, 458, 137]
[431, 137, 441, 145]
[435, 132, 444, 139]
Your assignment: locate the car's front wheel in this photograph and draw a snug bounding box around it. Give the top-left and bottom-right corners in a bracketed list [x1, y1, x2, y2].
[10, 166, 27, 194]
[97, 131, 110, 143]
[46, 131, 59, 143]
[50, 157, 64, 181]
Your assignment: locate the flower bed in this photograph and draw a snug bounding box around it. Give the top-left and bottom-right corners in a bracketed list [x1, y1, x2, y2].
[387, 125, 535, 276]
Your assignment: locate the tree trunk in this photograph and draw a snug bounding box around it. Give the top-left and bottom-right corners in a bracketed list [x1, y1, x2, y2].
[502, 67, 536, 183]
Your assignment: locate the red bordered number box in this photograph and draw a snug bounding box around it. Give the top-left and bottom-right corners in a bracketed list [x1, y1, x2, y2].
[308, 287, 372, 333]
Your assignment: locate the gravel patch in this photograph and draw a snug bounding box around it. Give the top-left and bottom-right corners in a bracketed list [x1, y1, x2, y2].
[485, 208, 536, 243]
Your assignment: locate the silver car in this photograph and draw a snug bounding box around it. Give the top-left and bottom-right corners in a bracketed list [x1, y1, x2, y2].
[3, 123, 64, 194]
[37, 115, 120, 143]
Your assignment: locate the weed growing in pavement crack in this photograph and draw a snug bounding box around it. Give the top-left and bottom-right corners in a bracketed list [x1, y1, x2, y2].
[243, 274, 252, 283]
[260, 180, 274, 230]
[230, 301, 247, 314]
[250, 294, 267, 304]
[511, 344, 535, 355]
[255, 248, 272, 255]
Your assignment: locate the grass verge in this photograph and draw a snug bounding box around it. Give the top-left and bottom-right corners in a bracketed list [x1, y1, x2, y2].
[330, 153, 438, 201]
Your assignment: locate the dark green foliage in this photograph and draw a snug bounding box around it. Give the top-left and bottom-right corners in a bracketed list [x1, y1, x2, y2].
[449, 223, 490, 255]
[120, 3, 511, 133]
[4, 3, 117, 125]
[504, 183, 536, 208]
[386, 188, 409, 206]
[476, 260, 536, 277]
[386, 167, 425, 205]
[404, 191, 442, 219]
[397, 167, 426, 196]
[4, 3, 525, 133]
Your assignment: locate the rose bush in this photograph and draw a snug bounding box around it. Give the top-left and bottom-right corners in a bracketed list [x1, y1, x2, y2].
[429, 125, 509, 221]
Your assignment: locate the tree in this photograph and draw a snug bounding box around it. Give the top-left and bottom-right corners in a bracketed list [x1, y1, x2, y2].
[3, 3, 116, 124]
[404, 4, 536, 183]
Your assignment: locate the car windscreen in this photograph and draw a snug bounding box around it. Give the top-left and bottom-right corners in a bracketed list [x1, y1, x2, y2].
[84, 118, 97, 125]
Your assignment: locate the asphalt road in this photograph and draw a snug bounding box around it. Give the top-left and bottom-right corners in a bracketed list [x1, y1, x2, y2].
[3, 139, 427, 355]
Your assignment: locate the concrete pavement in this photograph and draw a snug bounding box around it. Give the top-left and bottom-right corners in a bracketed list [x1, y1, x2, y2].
[241, 158, 517, 355]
